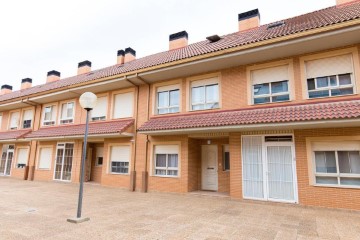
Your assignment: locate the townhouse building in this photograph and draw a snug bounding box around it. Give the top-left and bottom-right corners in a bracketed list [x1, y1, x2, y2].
[1, 0, 360, 210]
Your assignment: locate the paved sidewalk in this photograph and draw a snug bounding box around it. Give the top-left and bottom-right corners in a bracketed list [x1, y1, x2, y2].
[1, 178, 360, 240]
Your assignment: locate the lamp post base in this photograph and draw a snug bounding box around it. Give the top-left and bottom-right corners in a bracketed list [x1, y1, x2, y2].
[67, 217, 90, 224]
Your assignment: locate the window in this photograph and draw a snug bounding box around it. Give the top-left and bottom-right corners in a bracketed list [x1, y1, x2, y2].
[60, 102, 74, 124]
[223, 145, 230, 171]
[312, 141, 360, 187]
[113, 92, 134, 119]
[96, 147, 104, 166]
[16, 148, 28, 168]
[22, 109, 33, 129]
[157, 85, 180, 114]
[305, 54, 354, 99]
[191, 78, 219, 110]
[110, 145, 130, 174]
[38, 147, 52, 169]
[91, 96, 107, 121]
[43, 105, 56, 126]
[154, 145, 179, 177]
[251, 65, 290, 104]
[0, 113, 2, 131]
[9, 111, 20, 130]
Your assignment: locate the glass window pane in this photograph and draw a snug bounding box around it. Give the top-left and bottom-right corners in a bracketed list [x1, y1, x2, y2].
[158, 91, 169, 108]
[340, 178, 360, 186]
[254, 97, 270, 104]
[309, 90, 329, 98]
[253, 83, 269, 96]
[307, 79, 315, 90]
[271, 81, 288, 94]
[272, 94, 290, 102]
[339, 74, 351, 85]
[329, 76, 337, 86]
[168, 154, 178, 168]
[205, 102, 219, 109]
[169, 90, 179, 107]
[192, 104, 204, 111]
[167, 170, 178, 176]
[315, 151, 336, 173]
[331, 87, 353, 96]
[206, 84, 219, 103]
[316, 77, 329, 88]
[156, 154, 166, 167]
[67, 103, 74, 118]
[192, 86, 205, 104]
[338, 151, 360, 174]
[169, 107, 179, 113]
[224, 152, 230, 171]
[155, 169, 166, 175]
[316, 176, 338, 185]
[158, 108, 169, 114]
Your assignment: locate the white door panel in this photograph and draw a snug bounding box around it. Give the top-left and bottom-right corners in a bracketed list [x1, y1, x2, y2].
[202, 145, 218, 191]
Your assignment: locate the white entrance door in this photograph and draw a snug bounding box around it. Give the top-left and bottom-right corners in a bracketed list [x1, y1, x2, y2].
[242, 136, 297, 203]
[201, 145, 218, 191]
[0, 145, 14, 176]
[54, 143, 74, 181]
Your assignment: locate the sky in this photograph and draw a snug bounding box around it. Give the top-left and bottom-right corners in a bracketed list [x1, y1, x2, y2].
[0, 0, 335, 91]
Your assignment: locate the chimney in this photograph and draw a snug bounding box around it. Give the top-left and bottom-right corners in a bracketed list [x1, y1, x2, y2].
[47, 70, 61, 83]
[238, 9, 260, 32]
[169, 31, 188, 50]
[0, 85, 12, 95]
[117, 50, 125, 65]
[21, 78, 32, 90]
[77, 60, 92, 75]
[124, 48, 136, 63]
[336, 0, 356, 5]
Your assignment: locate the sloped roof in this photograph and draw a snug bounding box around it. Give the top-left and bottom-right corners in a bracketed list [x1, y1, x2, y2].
[1, 2, 360, 103]
[24, 119, 134, 139]
[138, 99, 360, 132]
[0, 129, 31, 141]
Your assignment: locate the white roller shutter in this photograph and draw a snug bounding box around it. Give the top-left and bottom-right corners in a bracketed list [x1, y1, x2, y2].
[305, 54, 353, 79]
[110, 146, 130, 163]
[157, 84, 180, 92]
[191, 77, 218, 87]
[312, 141, 360, 151]
[154, 145, 179, 154]
[38, 147, 52, 169]
[17, 148, 29, 165]
[96, 147, 104, 158]
[10, 112, 20, 129]
[23, 109, 33, 121]
[113, 92, 134, 118]
[91, 96, 107, 118]
[251, 65, 289, 85]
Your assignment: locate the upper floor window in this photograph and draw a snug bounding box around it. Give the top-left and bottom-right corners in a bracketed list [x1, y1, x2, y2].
[43, 105, 56, 126]
[251, 65, 290, 104]
[9, 111, 20, 130]
[60, 102, 74, 124]
[91, 96, 107, 121]
[191, 78, 219, 111]
[305, 54, 354, 99]
[22, 109, 33, 129]
[0, 113, 2, 131]
[113, 92, 134, 119]
[157, 85, 180, 114]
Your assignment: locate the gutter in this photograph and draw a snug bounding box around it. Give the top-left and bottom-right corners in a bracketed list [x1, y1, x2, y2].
[24, 132, 134, 141]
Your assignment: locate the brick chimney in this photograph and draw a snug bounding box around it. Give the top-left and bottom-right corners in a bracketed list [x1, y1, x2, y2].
[77, 60, 91, 75]
[47, 70, 60, 83]
[21, 78, 32, 90]
[336, 0, 356, 5]
[169, 31, 188, 50]
[0, 85, 12, 95]
[117, 50, 125, 65]
[124, 48, 136, 63]
[238, 9, 260, 32]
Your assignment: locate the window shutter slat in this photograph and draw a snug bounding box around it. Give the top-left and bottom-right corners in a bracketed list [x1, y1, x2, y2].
[113, 92, 134, 118]
[306, 54, 353, 79]
[155, 145, 179, 154]
[110, 146, 130, 162]
[39, 147, 52, 169]
[23, 109, 33, 121]
[251, 65, 289, 85]
[312, 141, 360, 151]
[91, 97, 107, 118]
[17, 148, 28, 165]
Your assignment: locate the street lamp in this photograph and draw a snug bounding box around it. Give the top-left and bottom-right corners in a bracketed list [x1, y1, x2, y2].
[67, 92, 97, 224]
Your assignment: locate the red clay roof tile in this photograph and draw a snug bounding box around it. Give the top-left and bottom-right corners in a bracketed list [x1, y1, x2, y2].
[0, 129, 31, 141]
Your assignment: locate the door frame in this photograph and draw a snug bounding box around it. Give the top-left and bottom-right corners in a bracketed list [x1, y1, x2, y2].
[53, 142, 74, 182]
[201, 145, 218, 191]
[241, 134, 298, 203]
[1, 145, 14, 176]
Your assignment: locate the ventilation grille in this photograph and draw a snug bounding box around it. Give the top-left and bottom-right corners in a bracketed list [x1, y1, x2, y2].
[267, 21, 285, 29]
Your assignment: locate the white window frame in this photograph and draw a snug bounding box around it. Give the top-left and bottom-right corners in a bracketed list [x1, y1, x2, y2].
[152, 144, 180, 178]
[21, 109, 33, 129]
[0, 113, 2, 131]
[15, 147, 29, 169]
[59, 102, 75, 124]
[9, 111, 20, 130]
[312, 143, 360, 188]
[53, 142, 75, 181]
[91, 96, 107, 121]
[112, 92, 134, 119]
[37, 146, 53, 170]
[190, 78, 220, 111]
[253, 80, 290, 104]
[42, 105, 56, 126]
[156, 85, 180, 115]
[109, 145, 131, 175]
[95, 146, 104, 166]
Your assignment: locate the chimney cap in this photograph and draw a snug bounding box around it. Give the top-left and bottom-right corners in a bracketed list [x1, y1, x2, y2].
[125, 47, 136, 56]
[78, 60, 92, 68]
[117, 50, 125, 56]
[169, 31, 188, 41]
[238, 9, 260, 21]
[21, 78, 32, 83]
[1, 84, 13, 90]
[47, 70, 61, 77]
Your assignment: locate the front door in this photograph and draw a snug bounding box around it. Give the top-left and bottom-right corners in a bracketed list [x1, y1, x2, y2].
[0, 145, 14, 176]
[54, 143, 74, 181]
[201, 145, 218, 191]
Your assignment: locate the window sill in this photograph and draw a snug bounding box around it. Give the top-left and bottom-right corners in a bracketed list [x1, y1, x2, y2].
[95, 165, 103, 167]
[151, 175, 179, 179]
[306, 93, 357, 100]
[109, 172, 129, 176]
[155, 111, 180, 116]
[188, 107, 220, 113]
[252, 99, 291, 106]
[37, 168, 51, 171]
[313, 183, 360, 190]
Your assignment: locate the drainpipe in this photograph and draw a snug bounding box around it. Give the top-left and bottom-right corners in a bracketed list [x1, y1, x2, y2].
[125, 76, 138, 191]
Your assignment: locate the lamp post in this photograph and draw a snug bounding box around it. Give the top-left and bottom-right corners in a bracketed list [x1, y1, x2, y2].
[67, 92, 97, 224]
